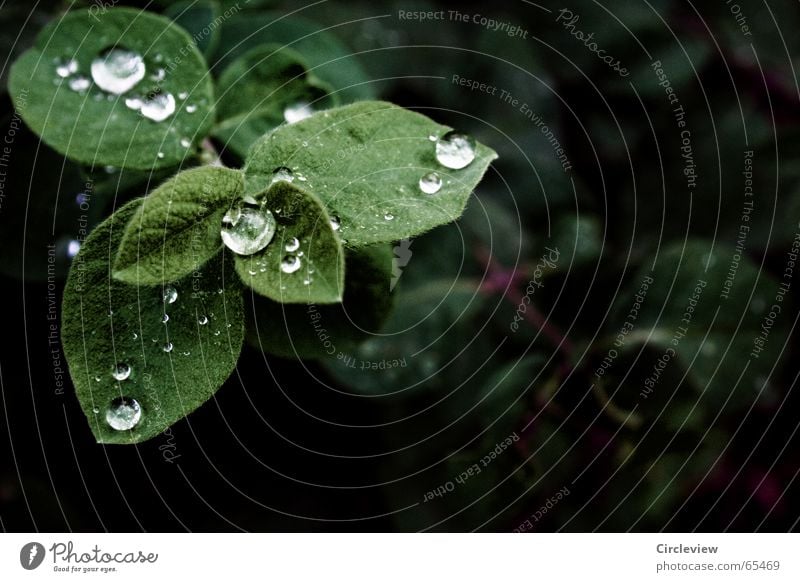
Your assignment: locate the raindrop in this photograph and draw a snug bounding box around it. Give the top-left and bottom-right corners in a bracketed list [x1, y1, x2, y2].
[435, 130, 477, 169]
[419, 172, 442, 194]
[180, 137, 191, 148]
[281, 255, 302, 274]
[68, 76, 91, 93]
[198, 315, 209, 325]
[185, 104, 197, 113]
[330, 216, 341, 231]
[106, 397, 142, 431]
[284, 101, 314, 124]
[56, 59, 78, 78]
[163, 286, 178, 304]
[162, 342, 173, 353]
[271, 167, 294, 185]
[178, 91, 188, 100]
[91, 48, 145, 94]
[67, 240, 81, 258]
[140, 91, 176, 122]
[220, 202, 277, 256]
[111, 362, 131, 381]
[285, 237, 300, 252]
[428, 134, 437, 142]
[384, 213, 394, 221]
[161, 313, 170, 324]
[157, 151, 165, 159]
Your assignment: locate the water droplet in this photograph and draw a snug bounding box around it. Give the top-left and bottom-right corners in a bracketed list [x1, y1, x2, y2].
[91, 49, 145, 94]
[157, 151, 165, 159]
[68, 76, 91, 93]
[161, 313, 170, 324]
[284, 101, 314, 124]
[162, 342, 173, 353]
[185, 104, 197, 113]
[271, 167, 294, 185]
[132, 332, 138, 340]
[435, 130, 477, 169]
[220, 202, 277, 256]
[330, 216, 341, 231]
[180, 137, 191, 148]
[178, 91, 188, 100]
[419, 172, 442, 194]
[151, 68, 166, 82]
[428, 134, 437, 142]
[92, 406, 100, 414]
[281, 255, 302, 274]
[384, 213, 394, 221]
[285, 237, 300, 252]
[111, 362, 131, 381]
[56, 59, 78, 78]
[198, 315, 209, 325]
[124, 95, 144, 110]
[67, 240, 81, 257]
[163, 286, 178, 304]
[140, 91, 176, 122]
[106, 397, 141, 431]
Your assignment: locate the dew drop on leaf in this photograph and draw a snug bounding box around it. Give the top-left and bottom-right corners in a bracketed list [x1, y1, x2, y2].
[140, 91, 176, 122]
[68, 76, 91, 93]
[284, 101, 314, 124]
[163, 286, 178, 304]
[285, 237, 300, 252]
[330, 216, 341, 231]
[419, 171, 442, 194]
[435, 130, 477, 169]
[56, 59, 78, 78]
[271, 167, 294, 185]
[220, 203, 277, 256]
[111, 362, 131, 381]
[280, 255, 302, 274]
[91, 49, 145, 95]
[198, 315, 209, 325]
[162, 342, 173, 353]
[106, 397, 142, 431]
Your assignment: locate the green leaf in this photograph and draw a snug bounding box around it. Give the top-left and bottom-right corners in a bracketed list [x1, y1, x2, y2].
[62, 199, 245, 444]
[114, 166, 245, 285]
[213, 11, 374, 102]
[245, 101, 498, 247]
[613, 240, 789, 409]
[245, 244, 394, 359]
[212, 44, 338, 159]
[235, 180, 344, 304]
[164, 0, 221, 58]
[9, 8, 215, 169]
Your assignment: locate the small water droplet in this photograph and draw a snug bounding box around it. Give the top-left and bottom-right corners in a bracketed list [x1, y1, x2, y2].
[68, 76, 91, 93]
[185, 104, 197, 113]
[330, 216, 341, 231]
[162, 342, 173, 353]
[161, 313, 170, 324]
[157, 151, 165, 159]
[151, 67, 166, 82]
[92, 406, 100, 414]
[284, 101, 314, 124]
[271, 167, 294, 185]
[91, 49, 145, 94]
[198, 315, 209, 325]
[106, 397, 141, 431]
[178, 91, 188, 100]
[285, 237, 300, 252]
[163, 286, 178, 304]
[281, 255, 302, 274]
[419, 172, 443, 194]
[132, 332, 138, 340]
[111, 362, 131, 381]
[56, 59, 79, 78]
[435, 130, 477, 169]
[220, 202, 277, 256]
[180, 137, 191, 148]
[140, 91, 176, 122]
[67, 240, 81, 257]
[428, 134, 437, 142]
[384, 213, 394, 221]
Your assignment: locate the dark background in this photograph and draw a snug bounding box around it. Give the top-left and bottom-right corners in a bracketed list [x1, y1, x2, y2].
[1, 0, 800, 531]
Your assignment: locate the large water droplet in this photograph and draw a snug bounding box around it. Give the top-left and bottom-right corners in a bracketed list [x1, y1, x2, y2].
[111, 362, 131, 381]
[106, 397, 142, 431]
[435, 130, 476, 169]
[330, 216, 341, 231]
[91, 49, 145, 94]
[56, 59, 78, 78]
[284, 101, 314, 124]
[68, 76, 91, 93]
[419, 171, 442, 194]
[220, 202, 277, 256]
[281, 255, 302, 274]
[271, 166, 294, 185]
[163, 286, 178, 304]
[285, 237, 300, 252]
[140, 91, 176, 122]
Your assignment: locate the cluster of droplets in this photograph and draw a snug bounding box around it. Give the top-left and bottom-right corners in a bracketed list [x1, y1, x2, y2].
[415, 130, 477, 197]
[55, 48, 199, 130]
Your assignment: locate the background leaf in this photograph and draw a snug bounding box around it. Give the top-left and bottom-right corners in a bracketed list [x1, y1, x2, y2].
[114, 166, 244, 285]
[62, 199, 244, 444]
[9, 7, 215, 169]
[245, 101, 498, 247]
